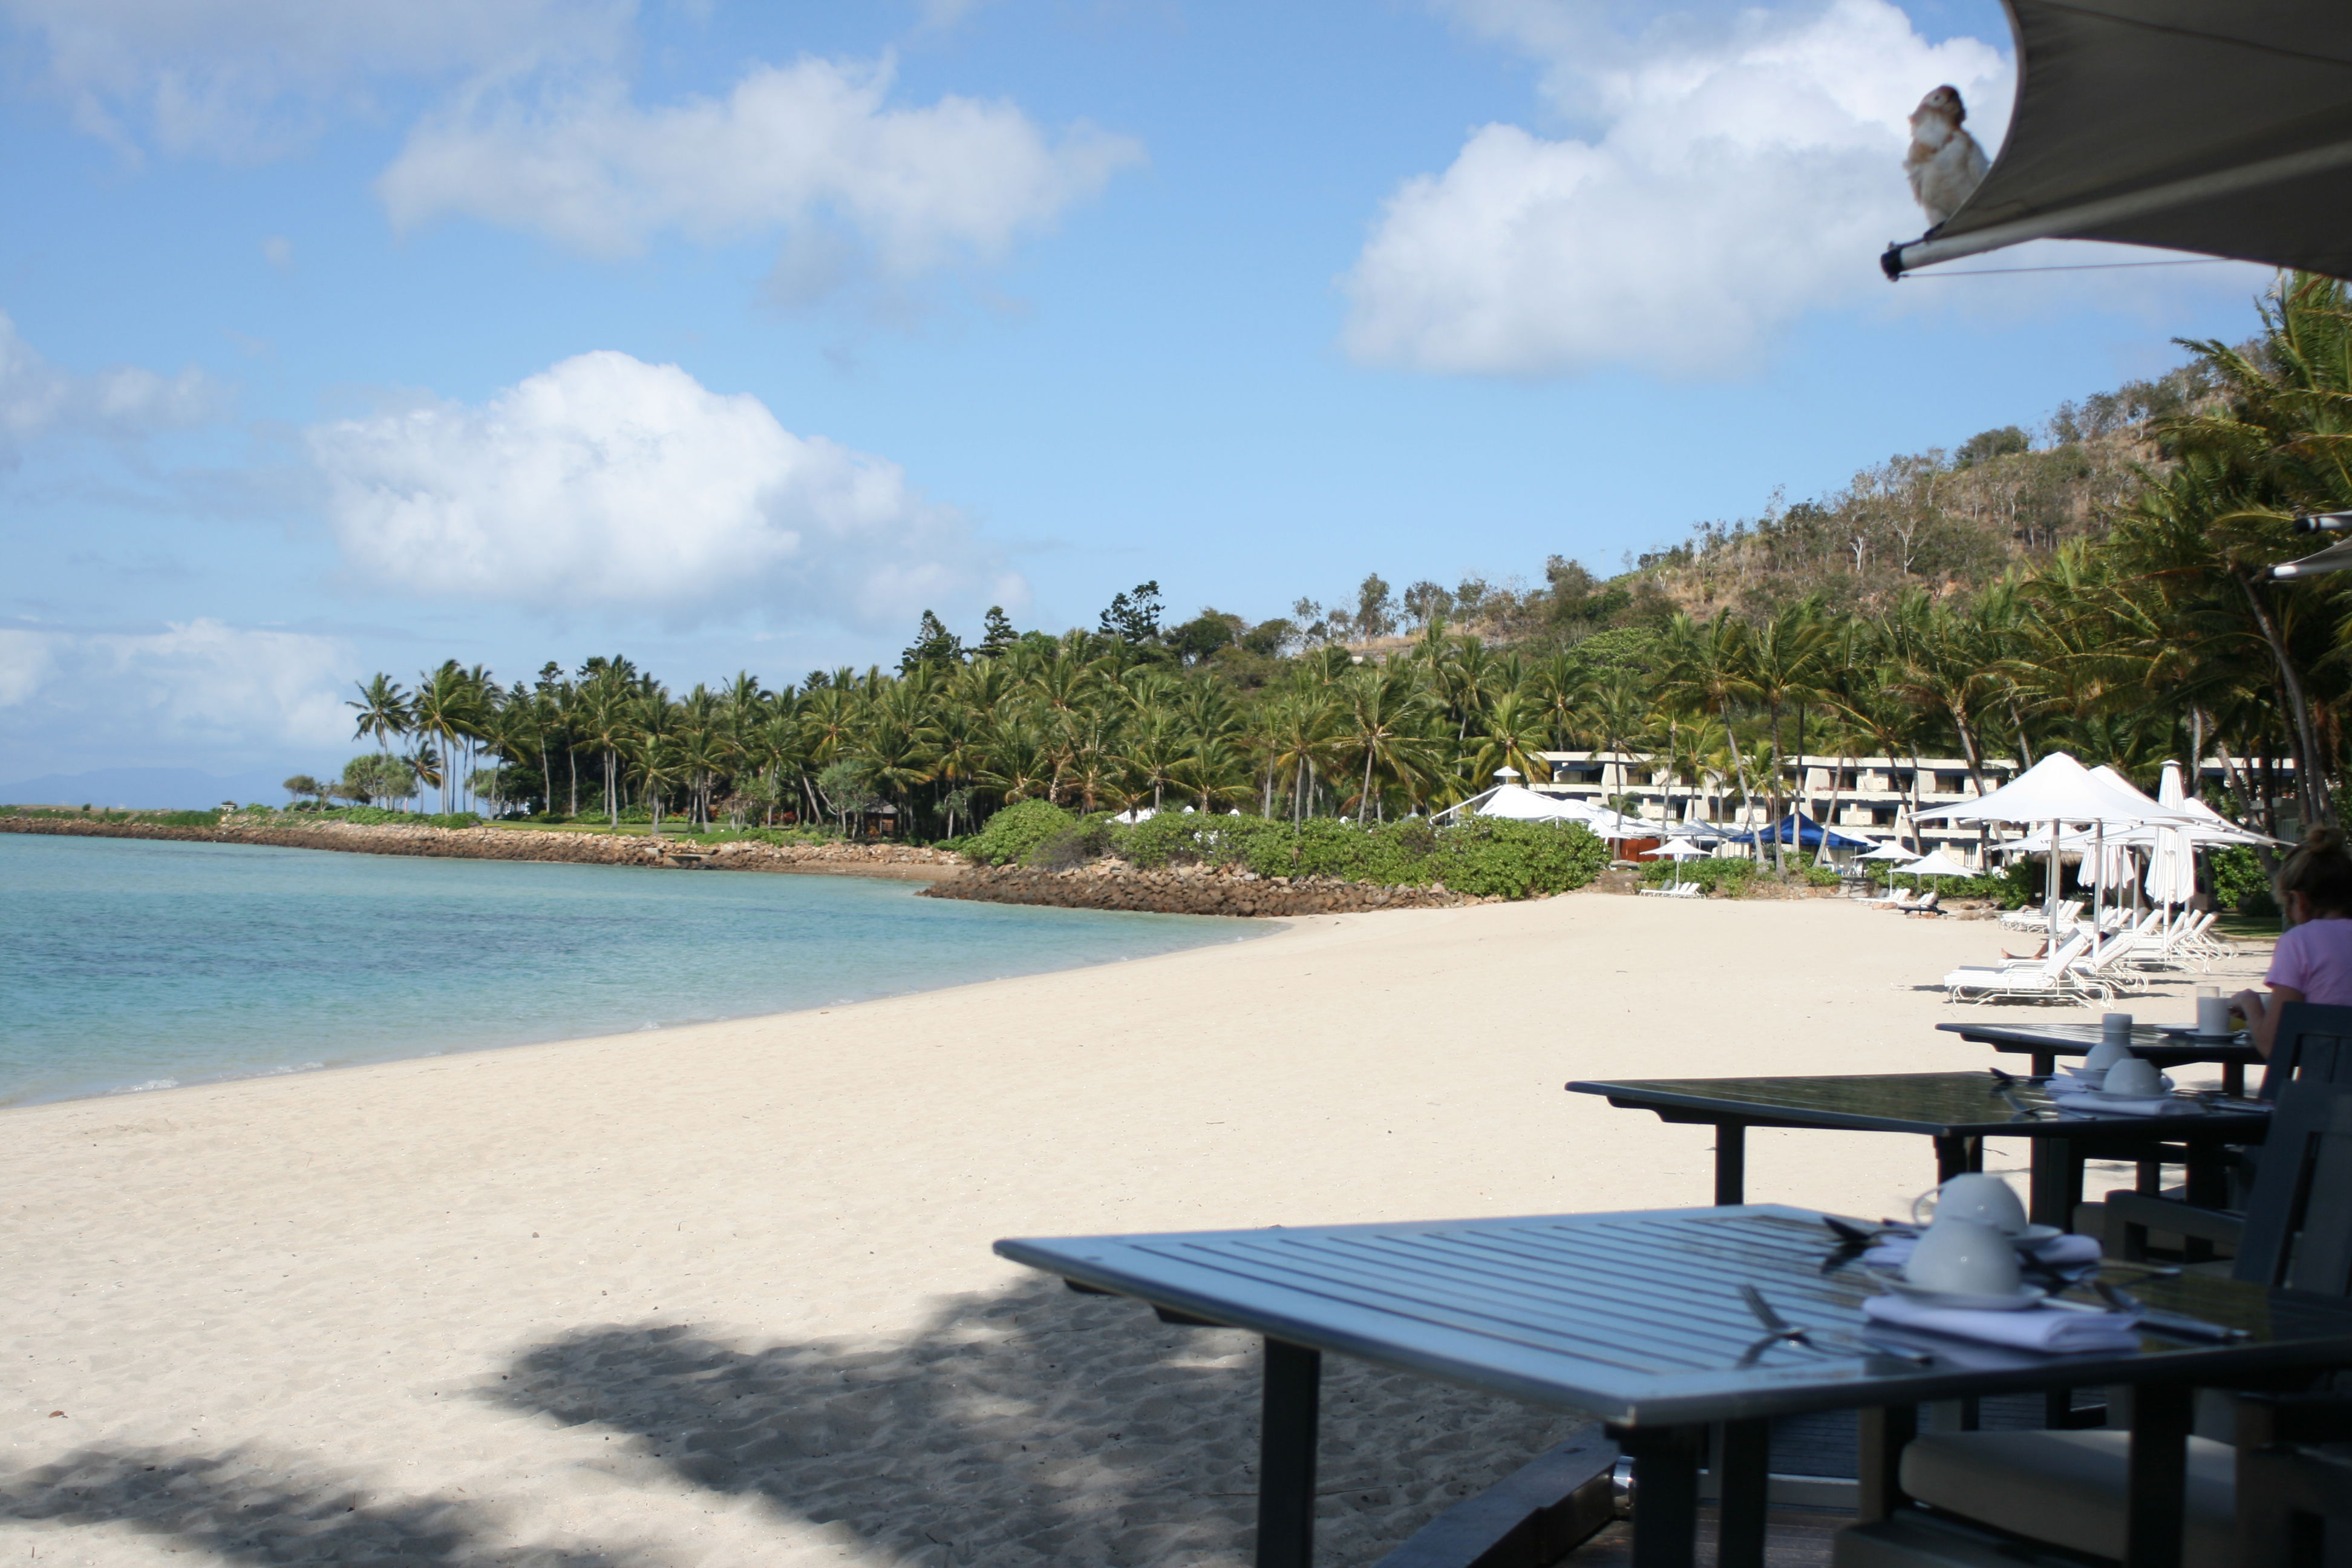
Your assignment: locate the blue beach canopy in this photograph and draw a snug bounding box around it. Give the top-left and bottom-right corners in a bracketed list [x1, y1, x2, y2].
[1722, 812, 1875, 851]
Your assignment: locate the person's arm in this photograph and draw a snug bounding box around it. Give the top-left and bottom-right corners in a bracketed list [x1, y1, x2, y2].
[2232, 984, 2307, 1057]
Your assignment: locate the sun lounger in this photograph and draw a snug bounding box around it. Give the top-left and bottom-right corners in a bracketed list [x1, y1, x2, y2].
[1941, 933, 2096, 1004]
[1902, 890, 1945, 917]
[1999, 898, 2081, 934]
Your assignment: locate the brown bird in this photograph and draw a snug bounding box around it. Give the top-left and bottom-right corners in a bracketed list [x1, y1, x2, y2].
[1904, 85, 1989, 227]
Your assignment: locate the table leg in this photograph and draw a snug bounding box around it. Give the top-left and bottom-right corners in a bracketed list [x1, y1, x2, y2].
[2032, 1050, 2056, 1076]
[1857, 1404, 1917, 1524]
[1256, 1339, 1321, 1568]
[2027, 1138, 2085, 1228]
[2125, 1382, 2192, 1568]
[1609, 1424, 1703, 1568]
[1714, 1418, 1770, 1568]
[1932, 1136, 1981, 1183]
[2184, 1146, 2229, 1210]
[1714, 1122, 1746, 1207]
[2224, 1060, 2246, 1099]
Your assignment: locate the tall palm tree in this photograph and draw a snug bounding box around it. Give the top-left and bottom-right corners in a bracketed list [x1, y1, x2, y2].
[348, 675, 411, 756]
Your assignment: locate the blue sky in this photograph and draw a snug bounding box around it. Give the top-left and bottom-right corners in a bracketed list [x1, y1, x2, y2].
[0, 0, 2277, 791]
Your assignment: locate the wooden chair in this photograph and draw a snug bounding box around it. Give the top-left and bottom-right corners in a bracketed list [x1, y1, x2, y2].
[1834, 1081, 2352, 1568]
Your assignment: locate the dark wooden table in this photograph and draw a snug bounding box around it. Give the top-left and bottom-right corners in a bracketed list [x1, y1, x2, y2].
[1566, 1073, 2272, 1228]
[1937, 1021, 2262, 1097]
[997, 1205, 2352, 1568]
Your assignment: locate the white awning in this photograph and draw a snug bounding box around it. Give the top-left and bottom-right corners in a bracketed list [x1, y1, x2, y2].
[1884, 2, 2352, 281]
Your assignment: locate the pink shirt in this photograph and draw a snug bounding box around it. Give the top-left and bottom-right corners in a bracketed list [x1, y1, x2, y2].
[2267, 916, 2352, 1007]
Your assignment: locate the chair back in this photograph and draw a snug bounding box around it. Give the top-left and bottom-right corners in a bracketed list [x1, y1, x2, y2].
[1915, 890, 1940, 913]
[2040, 932, 2092, 976]
[2257, 1001, 2352, 1100]
[2234, 1080, 2352, 1295]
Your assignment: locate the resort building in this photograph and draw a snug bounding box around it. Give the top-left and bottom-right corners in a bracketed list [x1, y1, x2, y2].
[1530, 751, 2020, 866]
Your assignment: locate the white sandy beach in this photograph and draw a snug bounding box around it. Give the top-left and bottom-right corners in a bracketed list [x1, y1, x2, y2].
[0, 894, 2270, 1566]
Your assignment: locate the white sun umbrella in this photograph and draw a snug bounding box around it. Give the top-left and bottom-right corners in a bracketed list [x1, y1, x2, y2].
[1914, 751, 2197, 929]
[1860, 841, 1916, 861]
[1645, 835, 1707, 890]
[2144, 760, 2200, 910]
[1900, 849, 1973, 881]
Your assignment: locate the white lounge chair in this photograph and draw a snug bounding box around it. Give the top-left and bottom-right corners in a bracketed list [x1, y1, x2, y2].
[1999, 898, 2080, 934]
[1941, 933, 2096, 1004]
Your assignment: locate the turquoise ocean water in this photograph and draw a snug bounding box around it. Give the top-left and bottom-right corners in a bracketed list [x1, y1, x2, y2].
[0, 834, 1254, 1107]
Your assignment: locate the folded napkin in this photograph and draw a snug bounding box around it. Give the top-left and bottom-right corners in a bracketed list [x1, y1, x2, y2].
[1863, 1232, 2103, 1272]
[2048, 1091, 2197, 1117]
[2056, 1067, 2174, 1091]
[1863, 1293, 2143, 1353]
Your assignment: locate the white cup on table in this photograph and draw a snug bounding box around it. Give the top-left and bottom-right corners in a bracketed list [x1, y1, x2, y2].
[2103, 1057, 2163, 1098]
[2102, 1012, 2134, 1041]
[1905, 1218, 2024, 1296]
[1912, 1172, 2029, 1236]
[2197, 993, 2233, 1037]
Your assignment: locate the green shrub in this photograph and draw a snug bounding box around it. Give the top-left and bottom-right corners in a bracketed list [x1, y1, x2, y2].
[970, 799, 1075, 865]
[1104, 811, 1609, 898]
[2212, 846, 2277, 916]
[1639, 856, 1760, 895]
[1027, 815, 1116, 870]
[150, 809, 221, 828]
[618, 805, 653, 823]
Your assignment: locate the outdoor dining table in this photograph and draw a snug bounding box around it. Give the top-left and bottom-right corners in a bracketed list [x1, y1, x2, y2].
[996, 1203, 2352, 1568]
[1936, 1019, 2262, 1097]
[1566, 1073, 2272, 1228]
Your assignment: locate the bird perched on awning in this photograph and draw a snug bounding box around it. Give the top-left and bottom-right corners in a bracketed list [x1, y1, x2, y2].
[1904, 85, 1989, 227]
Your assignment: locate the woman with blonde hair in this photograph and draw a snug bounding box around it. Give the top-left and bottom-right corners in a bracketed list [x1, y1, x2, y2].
[2232, 826, 2352, 1057]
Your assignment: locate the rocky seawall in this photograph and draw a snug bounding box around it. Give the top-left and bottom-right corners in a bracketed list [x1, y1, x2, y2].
[0, 815, 963, 879]
[921, 861, 1495, 917]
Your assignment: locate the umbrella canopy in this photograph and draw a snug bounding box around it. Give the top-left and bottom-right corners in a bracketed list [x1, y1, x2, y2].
[1645, 838, 1707, 860]
[1913, 751, 2196, 828]
[1900, 851, 1975, 880]
[1884, 2, 2352, 280]
[1859, 841, 1917, 861]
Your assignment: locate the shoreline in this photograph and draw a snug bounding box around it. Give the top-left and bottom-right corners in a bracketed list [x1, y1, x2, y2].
[0, 813, 965, 881]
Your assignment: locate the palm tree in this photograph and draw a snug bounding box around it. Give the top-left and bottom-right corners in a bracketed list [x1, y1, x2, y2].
[1339, 668, 1437, 821]
[348, 675, 411, 756]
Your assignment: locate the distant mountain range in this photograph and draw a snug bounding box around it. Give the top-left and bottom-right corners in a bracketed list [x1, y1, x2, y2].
[0, 767, 304, 810]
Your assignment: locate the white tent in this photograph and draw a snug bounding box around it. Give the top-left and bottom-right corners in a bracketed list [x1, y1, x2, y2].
[1860, 841, 1916, 862]
[1474, 784, 1589, 822]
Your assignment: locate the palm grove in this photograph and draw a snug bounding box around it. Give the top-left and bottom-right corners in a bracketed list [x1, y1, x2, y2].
[306, 277, 2352, 867]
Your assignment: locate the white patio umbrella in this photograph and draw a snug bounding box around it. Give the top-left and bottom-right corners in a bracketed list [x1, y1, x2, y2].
[1645, 835, 1707, 891]
[1914, 751, 2197, 930]
[1900, 850, 1973, 881]
[2144, 760, 2200, 909]
[1859, 841, 1916, 861]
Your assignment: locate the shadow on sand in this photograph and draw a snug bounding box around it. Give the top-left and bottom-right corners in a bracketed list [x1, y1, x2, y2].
[1, 1276, 1578, 1566]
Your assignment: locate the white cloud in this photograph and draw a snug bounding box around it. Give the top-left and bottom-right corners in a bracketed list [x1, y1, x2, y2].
[0, 0, 630, 160]
[1342, 0, 2008, 377]
[309, 350, 1024, 627]
[0, 311, 221, 462]
[376, 54, 1142, 286]
[0, 620, 354, 756]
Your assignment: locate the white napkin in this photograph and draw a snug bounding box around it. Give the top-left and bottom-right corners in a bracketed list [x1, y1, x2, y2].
[1863, 1293, 2143, 1352]
[2057, 1067, 2174, 1091]
[1863, 1233, 2103, 1270]
[2048, 1091, 2197, 1117]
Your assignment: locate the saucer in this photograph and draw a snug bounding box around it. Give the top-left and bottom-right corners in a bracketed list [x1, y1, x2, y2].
[2158, 1025, 2246, 1043]
[2063, 1088, 2182, 1105]
[2010, 1224, 2065, 1247]
[1886, 1280, 2048, 1312]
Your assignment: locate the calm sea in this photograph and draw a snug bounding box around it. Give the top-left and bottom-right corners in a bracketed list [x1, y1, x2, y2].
[0, 834, 1255, 1107]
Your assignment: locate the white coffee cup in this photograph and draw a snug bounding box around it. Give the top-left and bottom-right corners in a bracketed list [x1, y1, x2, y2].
[2083, 1036, 2131, 1073]
[1905, 1218, 2024, 1296]
[1912, 1172, 2029, 1236]
[2104, 1057, 2163, 1098]
[2102, 1012, 2134, 1040]
[2197, 995, 2233, 1037]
